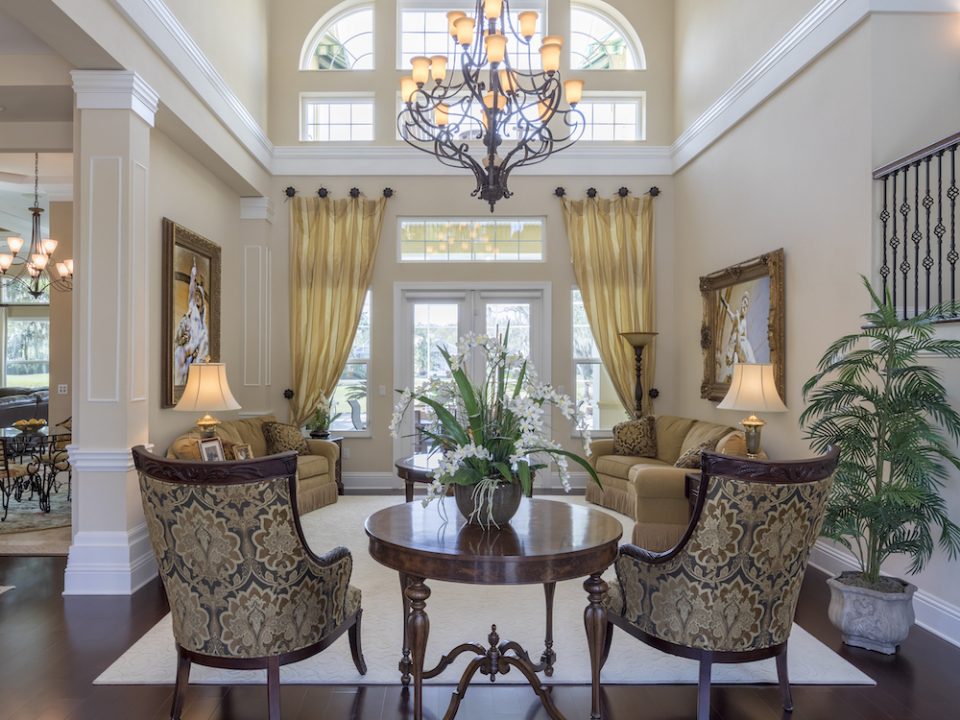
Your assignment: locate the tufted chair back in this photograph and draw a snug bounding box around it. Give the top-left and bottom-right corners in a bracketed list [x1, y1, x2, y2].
[613, 447, 839, 653]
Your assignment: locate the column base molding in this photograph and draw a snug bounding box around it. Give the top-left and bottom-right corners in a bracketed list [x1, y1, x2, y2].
[63, 523, 157, 596]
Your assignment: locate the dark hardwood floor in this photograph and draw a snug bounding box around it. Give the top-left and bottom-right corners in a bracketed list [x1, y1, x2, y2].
[0, 555, 956, 719]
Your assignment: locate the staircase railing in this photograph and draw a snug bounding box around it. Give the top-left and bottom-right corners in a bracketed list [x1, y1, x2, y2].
[874, 132, 959, 320]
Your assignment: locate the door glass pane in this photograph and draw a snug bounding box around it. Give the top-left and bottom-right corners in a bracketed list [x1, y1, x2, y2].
[413, 303, 459, 452]
[485, 302, 530, 389]
[6, 318, 49, 388]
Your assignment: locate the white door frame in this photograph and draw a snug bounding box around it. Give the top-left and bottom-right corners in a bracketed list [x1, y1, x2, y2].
[392, 281, 553, 461]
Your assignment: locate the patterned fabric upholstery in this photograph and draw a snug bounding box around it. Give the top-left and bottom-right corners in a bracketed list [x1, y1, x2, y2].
[674, 441, 712, 469]
[610, 450, 836, 653]
[263, 421, 309, 456]
[612, 417, 657, 457]
[136, 449, 359, 659]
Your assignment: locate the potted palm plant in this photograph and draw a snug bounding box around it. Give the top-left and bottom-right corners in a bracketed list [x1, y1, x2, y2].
[390, 328, 601, 527]
[800, 278, 960, 653]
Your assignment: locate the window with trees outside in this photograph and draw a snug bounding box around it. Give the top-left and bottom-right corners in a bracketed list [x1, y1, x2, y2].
[301, 4, 374, 70]
[399, 218, 545, 262]
[329, 292, 370, 433]
[573, 289, 628, 432]
[570, 1, 643, 70]
[1, 308, 49, 389]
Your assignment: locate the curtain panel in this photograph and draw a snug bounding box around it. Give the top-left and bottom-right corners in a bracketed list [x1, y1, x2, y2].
[561, 194, 655, 417]
[289, 195, 386, 427]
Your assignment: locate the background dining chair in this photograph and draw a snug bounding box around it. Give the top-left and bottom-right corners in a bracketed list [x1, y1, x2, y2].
[132, 446, 366, 720]
[603, 447, 840, 720]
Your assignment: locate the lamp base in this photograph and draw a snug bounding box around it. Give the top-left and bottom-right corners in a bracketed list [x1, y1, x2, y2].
[195, 414, 221, 438]
[740, 415, 766, 458]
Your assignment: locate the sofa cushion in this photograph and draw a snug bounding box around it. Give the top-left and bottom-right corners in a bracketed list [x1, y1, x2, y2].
[296, 454, 329, 479]
[612, 417, 657, 457]
[596, 453, 668, 480]
[263, 421, 309, 455]
[654, 416, 697, 464]
[679, 421, 735, 458]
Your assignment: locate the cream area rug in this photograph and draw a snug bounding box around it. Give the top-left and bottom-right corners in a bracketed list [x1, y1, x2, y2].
[96, 496, 873, 687]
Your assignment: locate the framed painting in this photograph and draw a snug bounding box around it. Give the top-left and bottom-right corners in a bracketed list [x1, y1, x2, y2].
[162, 218, 221, 408]
[699, 248, 785, 402]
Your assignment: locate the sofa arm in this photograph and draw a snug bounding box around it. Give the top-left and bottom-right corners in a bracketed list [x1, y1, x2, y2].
[632, 465, 690, 499]
[588, 439, 615, 467]
[305, 438, 340, 469]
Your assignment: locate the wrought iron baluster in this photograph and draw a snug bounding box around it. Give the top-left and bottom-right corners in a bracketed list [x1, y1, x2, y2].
[949, 145, 959, 313]
[923, 158, 934, 312]
[936, 152, 945, 310]
[891, 172, 899, 311]
[913, 162, 922, 315]
[880, 175, 890, 300]
[900, 166, 912, 319]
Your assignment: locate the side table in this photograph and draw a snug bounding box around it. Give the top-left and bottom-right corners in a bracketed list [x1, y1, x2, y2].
[310, 432, 344, 495]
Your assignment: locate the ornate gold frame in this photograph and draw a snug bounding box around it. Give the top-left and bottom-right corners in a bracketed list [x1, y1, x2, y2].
[162, 218, 221, 408]
[699, 249, 785, 402]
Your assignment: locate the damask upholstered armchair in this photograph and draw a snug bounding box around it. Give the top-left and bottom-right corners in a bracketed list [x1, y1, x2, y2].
[132, 446, 366, 720]
[603, 447, 840, 720]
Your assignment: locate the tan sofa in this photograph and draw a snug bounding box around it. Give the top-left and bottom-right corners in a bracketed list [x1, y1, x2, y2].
[166, 414, 339, 515]
[587, 415, 745, 550]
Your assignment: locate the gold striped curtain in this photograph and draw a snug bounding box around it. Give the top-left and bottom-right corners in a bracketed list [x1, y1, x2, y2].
[289, 195, 386, 426]
[561, 194, 655, 416]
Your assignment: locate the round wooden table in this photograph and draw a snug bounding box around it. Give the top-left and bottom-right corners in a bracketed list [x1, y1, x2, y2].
[365, 496, 623, 720]
[394, 453, 439, 502]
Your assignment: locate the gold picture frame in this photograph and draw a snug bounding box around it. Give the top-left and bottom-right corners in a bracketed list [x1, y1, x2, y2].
[232, 443, 253, 461]
[162, 218, 221, 408]
[699, 249, 785, 402]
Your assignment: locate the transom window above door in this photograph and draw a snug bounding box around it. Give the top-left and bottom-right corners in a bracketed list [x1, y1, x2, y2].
[399, 217, 545, 262]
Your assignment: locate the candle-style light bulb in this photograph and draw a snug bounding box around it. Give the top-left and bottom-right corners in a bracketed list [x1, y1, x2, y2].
[564, 79, 584, 105]
[485, 33, 506, 64]
[447, 11, 466, 36]
[454, 16, 476, 46]
[0, 254, 12, 271]
[42, 238, 58, 255]
[31, 253, 48, 269]
[7, 236, 23, 254]
[410, 56, 431, 86]
[484, 0, 503, 20]
[430, 55, 448, 83]
[518, 11, 538, 39]
[540, 42, 561, 73]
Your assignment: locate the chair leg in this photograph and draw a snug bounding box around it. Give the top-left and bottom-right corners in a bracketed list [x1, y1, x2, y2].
[349, 609, 368, 675]
[776, 645, 794, 712]
[599, 621, 614, 670]
[267, 656, 281, 720]
[697, 656, 712, 720]
[170, 647, 191, 720]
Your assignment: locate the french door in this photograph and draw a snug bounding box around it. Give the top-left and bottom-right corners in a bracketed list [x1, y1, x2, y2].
[395, 284, 549, 457]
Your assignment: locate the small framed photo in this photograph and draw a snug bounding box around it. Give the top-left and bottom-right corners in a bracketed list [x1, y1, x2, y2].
[232, 443, 253, 461]
[198, 437, 225, 462]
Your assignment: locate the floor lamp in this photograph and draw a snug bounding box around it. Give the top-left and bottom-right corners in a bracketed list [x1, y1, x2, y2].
[619, 332, 658, 418]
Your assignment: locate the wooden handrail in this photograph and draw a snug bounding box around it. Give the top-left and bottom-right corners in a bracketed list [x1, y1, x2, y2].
[873, 131, 960, 179]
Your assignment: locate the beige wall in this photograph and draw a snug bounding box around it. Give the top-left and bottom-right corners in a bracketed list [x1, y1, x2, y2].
[163, 0, 271, 129]
[267, 0, 674, 145]
[671, 15, 960, 606]
[147, 129, 248, 450]
[48, 200, 72, 425]
[270, 173, 676, 474]
[673, 0, 820, 135]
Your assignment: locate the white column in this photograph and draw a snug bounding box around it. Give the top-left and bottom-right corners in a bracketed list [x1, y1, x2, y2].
[238, 197, 274, 417]
[64, 70, 158, 595]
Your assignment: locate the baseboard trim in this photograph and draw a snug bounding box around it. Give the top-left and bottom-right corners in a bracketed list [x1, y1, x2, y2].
[809, 539, 960, 649]
[63, 523, 157, 596]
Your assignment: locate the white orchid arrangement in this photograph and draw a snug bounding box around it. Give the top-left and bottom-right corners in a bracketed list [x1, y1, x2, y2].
[389, 328, 601, 509]
[307, 392, 341, 432]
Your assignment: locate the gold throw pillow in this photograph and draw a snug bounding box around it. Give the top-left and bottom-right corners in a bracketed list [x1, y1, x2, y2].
[612, 417, 657, 457]
[674, 441, 713, 469]
[262, 421, 309, 456]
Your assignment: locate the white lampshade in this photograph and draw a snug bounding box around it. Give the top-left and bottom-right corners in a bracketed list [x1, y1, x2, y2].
[175, 363, 241, 412]
[718, 363, 786, 413]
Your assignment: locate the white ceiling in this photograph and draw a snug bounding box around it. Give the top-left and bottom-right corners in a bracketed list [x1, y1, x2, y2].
[0, 8, 57, 55]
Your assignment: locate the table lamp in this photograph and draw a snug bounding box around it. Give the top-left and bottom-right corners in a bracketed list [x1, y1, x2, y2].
[717, 363, 786, 457]
[174, 362, 241, 436]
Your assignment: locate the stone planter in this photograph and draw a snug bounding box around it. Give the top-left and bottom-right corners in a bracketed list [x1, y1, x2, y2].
[827, 572, 917, 654]
[454, 481, 522, 528]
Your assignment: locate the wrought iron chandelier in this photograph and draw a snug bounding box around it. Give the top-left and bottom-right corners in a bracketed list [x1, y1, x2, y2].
[398, 0, 585, 211]
[0, 153, 73, 299]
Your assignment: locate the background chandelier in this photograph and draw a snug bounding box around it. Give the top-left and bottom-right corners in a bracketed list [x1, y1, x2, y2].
[398, 0, 585, 211]
[0, 153, 73, 298]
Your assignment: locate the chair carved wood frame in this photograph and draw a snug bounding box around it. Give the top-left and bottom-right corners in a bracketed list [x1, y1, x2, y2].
[603, 447, 839, 720]
[132, 446, 367, 720]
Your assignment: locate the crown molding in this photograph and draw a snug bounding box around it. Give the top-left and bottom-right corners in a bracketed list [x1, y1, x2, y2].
[108, 0, 273, 169]
[272, 144, 674, 177]
[239, 197, 274, 222]
[71, 70, 159, 127]
[670, 0, 960, 171]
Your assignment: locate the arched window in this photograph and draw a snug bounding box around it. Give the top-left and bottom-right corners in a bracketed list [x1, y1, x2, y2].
[570, 0, 645, 71]
[300, 2, 374, 70]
